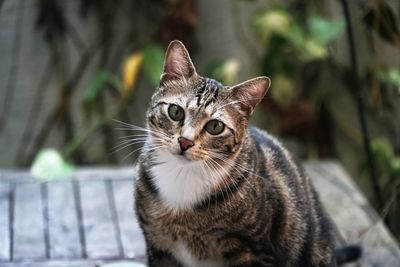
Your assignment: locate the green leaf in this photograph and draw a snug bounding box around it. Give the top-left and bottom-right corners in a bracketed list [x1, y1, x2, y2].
[252, 8, 297, 43]
[301, 39, 328, 60]
[270, 74, 296, 107]
[371, 138, 394, 172]
[377, 68, 400, 88]
[83, 70, 109, 118]
[285, 22, 305, 46]
[142, 44, 165, 86]
[391, 158, 400, 179]
[30, 149, 75, 182]
[206, 59, 240, 85]
[108, 73, 124, 94]
[309, 16, 345, 45]
[84, 70, 109, 103]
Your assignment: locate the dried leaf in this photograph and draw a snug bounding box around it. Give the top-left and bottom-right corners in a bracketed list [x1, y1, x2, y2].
[122, 51, 144, 97]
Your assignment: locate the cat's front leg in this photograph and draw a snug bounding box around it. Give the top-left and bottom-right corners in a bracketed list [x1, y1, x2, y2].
[226, 251, 274, 267]
[147, 245, 182, 267]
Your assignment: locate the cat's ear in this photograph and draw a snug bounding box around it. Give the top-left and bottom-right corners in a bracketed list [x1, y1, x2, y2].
[160, 40, 197, 84]
[230, 76, 271, 115]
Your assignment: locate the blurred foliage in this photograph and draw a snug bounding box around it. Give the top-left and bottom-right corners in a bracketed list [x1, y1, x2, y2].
[207, 59, 241, 86]
[251, 6, 345, 107]
[363, 1, 400, 45]
[142, 44, 165, 86]
[376, 68, 400, 90]
[237, 0, 399, 239]
[367, 138, 400, 238]
[18, 0, 196, 167]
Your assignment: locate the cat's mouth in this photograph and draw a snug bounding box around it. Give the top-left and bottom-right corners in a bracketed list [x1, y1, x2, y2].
[170, 150, 193, 163]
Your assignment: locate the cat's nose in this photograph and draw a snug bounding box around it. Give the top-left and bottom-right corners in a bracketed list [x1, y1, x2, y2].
[178, 136, 195, 151]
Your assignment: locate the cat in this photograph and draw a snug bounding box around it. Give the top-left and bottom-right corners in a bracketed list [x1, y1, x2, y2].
[134, 40, 360, 267]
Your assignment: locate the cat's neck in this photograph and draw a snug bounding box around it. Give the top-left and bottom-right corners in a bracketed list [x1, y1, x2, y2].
[147, 136, 254, 211]
[149, 149, 214, 210]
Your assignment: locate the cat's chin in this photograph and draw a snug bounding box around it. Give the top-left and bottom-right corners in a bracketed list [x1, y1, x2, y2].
[170, 151, 193, 164]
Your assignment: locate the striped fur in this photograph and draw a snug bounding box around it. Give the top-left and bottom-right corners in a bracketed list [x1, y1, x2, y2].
[134, 41, 338, 267]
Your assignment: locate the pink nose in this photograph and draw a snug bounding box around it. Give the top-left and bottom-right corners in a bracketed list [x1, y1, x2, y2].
[178, 137, 195, 151]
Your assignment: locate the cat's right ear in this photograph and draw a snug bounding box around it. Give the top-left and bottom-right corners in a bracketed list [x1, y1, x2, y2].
[230, 76, 271, 115]
[160, 40, 197, 85]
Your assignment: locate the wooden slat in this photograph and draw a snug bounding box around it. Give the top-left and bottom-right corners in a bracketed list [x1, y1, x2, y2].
[0, 259, 146, 267]
[305, 161, 400, 267]
[0, 168, 134, 184]
[0, 260, 99, 267]
[47, 181, 82, 259]
[79, 180, 120, 259]
[13, 183, 46, 260]
[0, 171, 35, 184]
[0, 184, 10, 261]
[112, 180, 146, 259]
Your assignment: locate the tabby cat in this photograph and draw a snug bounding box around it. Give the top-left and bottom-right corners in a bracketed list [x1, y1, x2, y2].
[134, 40, 360, 267]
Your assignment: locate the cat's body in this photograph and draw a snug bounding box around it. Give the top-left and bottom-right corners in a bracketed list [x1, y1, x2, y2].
[134, 40, 359, 267]
[136, 127, 334, 267]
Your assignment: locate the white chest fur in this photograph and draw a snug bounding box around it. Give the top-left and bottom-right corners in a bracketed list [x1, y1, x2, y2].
[149, 149, 213, 210]
[171, 242, 227, 267]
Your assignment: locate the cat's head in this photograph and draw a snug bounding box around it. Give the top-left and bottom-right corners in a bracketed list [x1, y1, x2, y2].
[146, 40, 270, 164]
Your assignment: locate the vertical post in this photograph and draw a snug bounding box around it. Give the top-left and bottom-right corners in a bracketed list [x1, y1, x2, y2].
[340, 0, 383, 208]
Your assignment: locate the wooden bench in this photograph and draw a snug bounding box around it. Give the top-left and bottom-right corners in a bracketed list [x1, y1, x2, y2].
[0, 161, 399, 266]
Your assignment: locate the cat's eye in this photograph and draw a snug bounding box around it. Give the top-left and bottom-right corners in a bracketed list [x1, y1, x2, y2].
[168, 104, 185, 121]
[205, 120, 225, 135]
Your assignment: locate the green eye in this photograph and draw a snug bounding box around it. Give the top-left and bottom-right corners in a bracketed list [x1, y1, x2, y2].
[168, 104, 185, 121]
[205, 120, 225, 135]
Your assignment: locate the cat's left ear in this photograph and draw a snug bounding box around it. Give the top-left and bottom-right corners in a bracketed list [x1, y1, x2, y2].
[160, 40, 197, 85]
[230, 76, 271, 115]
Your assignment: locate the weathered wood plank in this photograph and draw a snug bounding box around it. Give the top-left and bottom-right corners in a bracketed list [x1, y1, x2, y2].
[0, 163, 399, 266]
[305, 161, 400, 267]
[0, 171, 35, 184]
[0, 259, 146, 267]
[0, 184, 11, 261]
[47, 181, 82, 259]
[79, 180, 120, 259]
[13, 183, 46, 260]
[112, 179, 146, 259]
[0, 168, 134, 184]
[0, 260, 98, 267]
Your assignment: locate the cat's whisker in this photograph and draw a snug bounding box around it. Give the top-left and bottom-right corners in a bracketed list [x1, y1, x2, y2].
[118, 133, 166, 139]
[115, 127, 167, 138]
[117, 134, 152, 140]
[113, 119, 168, 137]
[112, 140, 147, 154]
[202, 159, 218, 210]
[206, 150, 264, 181]
[203, 159, 224, 206]
[205, 152, 260, 193]
[205, 158, 229, 205]
[115, 137, 149, 144]
[113, 136, 164, 148]
[207, 156, 239, 199]
[112, 139, 164, 154]
[120, 144, 167, 162]
[116, 136, 163, 145]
